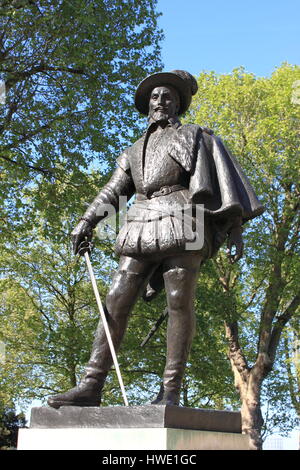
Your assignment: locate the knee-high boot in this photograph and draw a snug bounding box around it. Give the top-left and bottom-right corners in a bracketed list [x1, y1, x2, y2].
[151, 267, 198, 406]
[48, 270, 145, 408]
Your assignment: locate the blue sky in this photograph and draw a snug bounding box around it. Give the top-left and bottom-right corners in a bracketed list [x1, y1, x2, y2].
[156, 0, 299, 77]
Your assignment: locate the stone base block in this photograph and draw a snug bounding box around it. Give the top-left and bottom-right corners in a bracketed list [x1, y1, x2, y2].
[18, 427, 250, 450]
[18, 405, 250, 450]
[28, 405, 242, 432]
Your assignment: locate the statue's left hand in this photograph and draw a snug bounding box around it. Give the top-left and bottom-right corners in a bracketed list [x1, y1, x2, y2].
[227, 227, 244, 264]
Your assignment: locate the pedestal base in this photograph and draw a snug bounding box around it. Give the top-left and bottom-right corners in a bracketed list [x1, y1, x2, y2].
[18, 405, 250, 450]
[18, 427, 250, 450]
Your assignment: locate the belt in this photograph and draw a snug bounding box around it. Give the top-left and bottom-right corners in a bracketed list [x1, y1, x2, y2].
[136, 185, 187, 201]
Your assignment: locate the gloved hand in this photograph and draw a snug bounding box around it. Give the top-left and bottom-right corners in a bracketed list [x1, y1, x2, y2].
[227, 226, 244, 264]
[71, 219, 93, 256]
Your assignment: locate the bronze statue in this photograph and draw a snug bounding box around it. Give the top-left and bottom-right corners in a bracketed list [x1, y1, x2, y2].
[48, 70, 264, 408]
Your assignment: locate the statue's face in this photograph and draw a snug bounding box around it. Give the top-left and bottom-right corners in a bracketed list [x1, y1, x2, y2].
[148, 86, 179, 122]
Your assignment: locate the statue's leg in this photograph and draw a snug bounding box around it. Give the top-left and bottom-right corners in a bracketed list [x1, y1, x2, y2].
[48, 255, 157, 408]
[151, 252, 202, 406]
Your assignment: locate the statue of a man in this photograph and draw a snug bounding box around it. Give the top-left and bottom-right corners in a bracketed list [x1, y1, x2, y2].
[48, 70, 264, 408]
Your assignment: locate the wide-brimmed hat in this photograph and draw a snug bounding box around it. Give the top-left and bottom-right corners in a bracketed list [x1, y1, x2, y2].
[135, 70, 198, 116]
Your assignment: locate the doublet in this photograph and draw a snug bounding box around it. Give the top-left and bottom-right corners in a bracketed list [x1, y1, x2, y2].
[82, 120, 264, 258]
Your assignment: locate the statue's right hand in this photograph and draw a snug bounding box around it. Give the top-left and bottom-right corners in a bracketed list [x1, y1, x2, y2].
[71, 219, 93, 255]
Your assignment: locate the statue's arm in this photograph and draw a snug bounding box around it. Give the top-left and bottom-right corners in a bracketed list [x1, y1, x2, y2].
[81, 166, 134, 228]
[72, 164, 135, 255]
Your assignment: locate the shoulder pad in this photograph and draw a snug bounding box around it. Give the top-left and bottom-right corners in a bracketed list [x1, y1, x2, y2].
[116, 151, 130, 172]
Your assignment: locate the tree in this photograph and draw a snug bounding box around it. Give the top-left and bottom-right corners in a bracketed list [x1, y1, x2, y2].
[260, 333, 299, 441]
[0, 227, 117, 405]
[0, 407, 27, 450]
[283, 323, 300, 420]
[0, 0, 163, 408]
[0, 0, 163, 229]
[187, 63, 300, 449]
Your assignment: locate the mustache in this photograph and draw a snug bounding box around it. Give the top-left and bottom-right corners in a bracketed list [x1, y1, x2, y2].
[152, 106, 169, 114]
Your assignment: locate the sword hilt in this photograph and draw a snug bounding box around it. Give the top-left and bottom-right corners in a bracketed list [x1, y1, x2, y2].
[78, 239, 93, 256]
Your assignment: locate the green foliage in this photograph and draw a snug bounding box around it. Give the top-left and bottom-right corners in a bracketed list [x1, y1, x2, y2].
[0, 407, 27, 450]
[0, 0, 163, 223]
[261, 337, 299, 439]
[0, 229, 117, 405]
[0, 0, 163, 409]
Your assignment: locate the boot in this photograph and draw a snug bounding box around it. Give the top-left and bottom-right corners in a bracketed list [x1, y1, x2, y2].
[151, 266, 198, 407]
[47, 319, 114, 409]
[151, 384, 180, 406]
[47, 375, 103, 409]
[48, 311, 117, 409]
[48, 267, 148, 409]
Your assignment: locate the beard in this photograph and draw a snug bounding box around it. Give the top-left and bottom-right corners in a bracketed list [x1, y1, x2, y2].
[150, 109, 170, 123]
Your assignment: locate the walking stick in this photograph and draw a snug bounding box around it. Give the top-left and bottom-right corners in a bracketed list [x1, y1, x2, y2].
[79, 241, 129, 407]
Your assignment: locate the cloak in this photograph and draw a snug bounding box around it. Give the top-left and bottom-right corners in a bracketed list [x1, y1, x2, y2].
[167, 124, 264, 222]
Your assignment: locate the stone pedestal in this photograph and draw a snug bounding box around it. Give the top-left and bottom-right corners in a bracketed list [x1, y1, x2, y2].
[18, 405, 250, 450]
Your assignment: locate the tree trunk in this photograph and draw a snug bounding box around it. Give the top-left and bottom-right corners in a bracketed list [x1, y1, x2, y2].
[238, 373, 264, 450]
[219, 252, 299, 449]
[225, 320, 264, 450]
